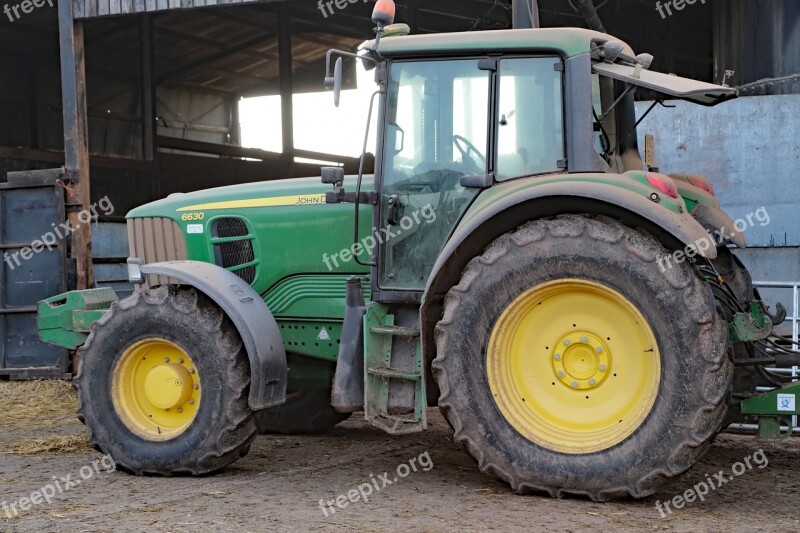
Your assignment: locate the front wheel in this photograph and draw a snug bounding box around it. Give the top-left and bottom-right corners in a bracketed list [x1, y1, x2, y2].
[433, 215, 732, 500]
[75, 286, 257, 475]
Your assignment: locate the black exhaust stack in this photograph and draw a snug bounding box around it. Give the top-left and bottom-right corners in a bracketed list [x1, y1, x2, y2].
[513, 0, 540, 29]
[571, 0, 606, 33]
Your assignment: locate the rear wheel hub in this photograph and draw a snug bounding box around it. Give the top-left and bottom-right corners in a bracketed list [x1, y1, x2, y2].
[487, 279, 661, 454]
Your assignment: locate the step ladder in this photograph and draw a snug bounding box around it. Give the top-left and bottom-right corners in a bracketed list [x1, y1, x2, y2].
[363, 303, 427, 434]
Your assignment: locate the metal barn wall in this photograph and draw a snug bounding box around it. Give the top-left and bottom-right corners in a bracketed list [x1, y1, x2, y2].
[157, 87, 234, 149]
[635, 95, 800, 307]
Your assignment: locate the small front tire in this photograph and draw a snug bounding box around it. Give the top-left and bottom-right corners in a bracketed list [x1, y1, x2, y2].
[76, 286, 257, 475]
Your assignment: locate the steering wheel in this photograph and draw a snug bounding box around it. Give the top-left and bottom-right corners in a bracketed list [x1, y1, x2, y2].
[453, 134, 486, 171]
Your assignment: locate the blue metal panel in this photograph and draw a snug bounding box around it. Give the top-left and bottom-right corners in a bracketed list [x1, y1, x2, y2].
[0, 180, 68, 377]
[635, 96, 800, 248]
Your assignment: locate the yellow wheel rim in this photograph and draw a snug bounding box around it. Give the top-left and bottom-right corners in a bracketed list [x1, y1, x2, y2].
[111, 338, 201, 441]
[487, 279, 661, 454]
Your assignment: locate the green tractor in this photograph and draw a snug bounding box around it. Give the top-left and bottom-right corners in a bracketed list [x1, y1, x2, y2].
[38, 0, 797, 501]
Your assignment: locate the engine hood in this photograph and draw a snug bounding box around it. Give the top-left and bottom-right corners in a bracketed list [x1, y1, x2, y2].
[127, 175, 370, 219]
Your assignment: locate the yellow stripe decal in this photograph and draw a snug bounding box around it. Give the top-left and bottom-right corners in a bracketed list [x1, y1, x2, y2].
[176, 194, 327, 212]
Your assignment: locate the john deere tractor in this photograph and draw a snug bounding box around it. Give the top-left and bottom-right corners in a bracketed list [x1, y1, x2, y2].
[38, 0, 797, 501]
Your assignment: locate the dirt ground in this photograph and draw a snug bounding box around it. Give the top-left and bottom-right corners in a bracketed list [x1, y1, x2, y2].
[1, 382, 799, 532]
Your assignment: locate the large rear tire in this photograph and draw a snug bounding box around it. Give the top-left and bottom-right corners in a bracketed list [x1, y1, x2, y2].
[433, 215, 732, 500]
[75, 286, 257, 475]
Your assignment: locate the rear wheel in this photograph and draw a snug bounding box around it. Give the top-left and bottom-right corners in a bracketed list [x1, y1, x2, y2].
[76, 286, 257, 475]
[433, 215, 732, 500]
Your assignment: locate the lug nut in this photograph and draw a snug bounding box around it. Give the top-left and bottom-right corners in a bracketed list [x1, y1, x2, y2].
[564, 339, 571, 346]
[190, 369, 196, 374]
[189, 399, 195, 405]
[580, 336, 588, 343]
[589, 379, 596, 385]
[599, 365, 606, 371]
[178, 358, 184, 364]
[554, 353, 561, 360]
[194, 384, 199, 390]
[177, 407, 183, 413]
[164, 358, 170, 363]
[557, 371, 565, 378]
[571, 382, 579, 388]
[596, 347, 603, 353]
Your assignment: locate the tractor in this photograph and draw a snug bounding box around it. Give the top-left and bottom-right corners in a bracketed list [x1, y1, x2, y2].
[37, 0, 799, 501]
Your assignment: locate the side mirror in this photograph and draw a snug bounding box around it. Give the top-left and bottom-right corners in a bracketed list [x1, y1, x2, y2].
[321, 166, 345, 186]
[324, 58, 344, 108]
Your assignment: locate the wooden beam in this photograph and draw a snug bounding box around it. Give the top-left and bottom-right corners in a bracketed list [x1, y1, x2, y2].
[155, 136, 361, 174]
[0, 146, 153, 171]
[278, 5, 293, 154]
[58, 0, 93, 290]
[140, 14, 160, 202]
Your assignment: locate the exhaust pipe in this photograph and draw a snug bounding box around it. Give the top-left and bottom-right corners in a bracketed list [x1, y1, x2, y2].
[572, 0, 606, 33]
[513, 0, 540, 29]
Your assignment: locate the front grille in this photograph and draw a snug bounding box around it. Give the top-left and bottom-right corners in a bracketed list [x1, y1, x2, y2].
[212, 218, 257, 284]
[127, 217, 187, 286]
[213, 218, 249, 239]
[217, 240, 255, 268]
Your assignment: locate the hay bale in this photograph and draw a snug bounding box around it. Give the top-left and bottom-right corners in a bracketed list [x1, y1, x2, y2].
[0, 380, 78, 430]
[3, 434, 91, 455]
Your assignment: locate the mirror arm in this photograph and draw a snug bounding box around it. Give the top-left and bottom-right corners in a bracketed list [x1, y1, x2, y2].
[325, 49, 379, 83]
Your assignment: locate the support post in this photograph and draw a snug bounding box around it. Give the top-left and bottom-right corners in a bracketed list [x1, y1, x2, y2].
[140, 14, 160, 201]
[278, 5, 294, 156]
[58, 0, 93, 290]
[513, 0, 540, 29]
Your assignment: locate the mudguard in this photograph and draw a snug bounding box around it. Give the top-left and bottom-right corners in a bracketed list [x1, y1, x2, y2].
[139, 261, 287, 411]
[692, 203, 747, 249]
[429, 179, 718, 299]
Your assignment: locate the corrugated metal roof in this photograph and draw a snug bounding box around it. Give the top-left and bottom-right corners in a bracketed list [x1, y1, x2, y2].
[72, 0, 265, 19]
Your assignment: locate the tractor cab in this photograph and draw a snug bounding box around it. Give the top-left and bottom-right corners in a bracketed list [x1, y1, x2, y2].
[323, 0, 737, 300]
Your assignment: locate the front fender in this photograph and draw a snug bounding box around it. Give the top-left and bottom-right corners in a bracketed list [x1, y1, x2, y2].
[139, 261, 287, 411]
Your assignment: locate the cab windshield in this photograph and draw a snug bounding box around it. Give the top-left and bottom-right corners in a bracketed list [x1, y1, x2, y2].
[379, 56, 565, 290]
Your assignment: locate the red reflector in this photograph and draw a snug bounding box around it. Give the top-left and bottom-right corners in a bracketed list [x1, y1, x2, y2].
[688, 176, 715, 196]
[646, 174, 679, 199]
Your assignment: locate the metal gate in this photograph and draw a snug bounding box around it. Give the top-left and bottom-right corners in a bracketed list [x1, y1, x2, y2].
[0, 176, 69, 378]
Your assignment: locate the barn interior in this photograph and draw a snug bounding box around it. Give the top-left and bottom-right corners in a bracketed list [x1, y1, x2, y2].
[0, 0, 798, 375]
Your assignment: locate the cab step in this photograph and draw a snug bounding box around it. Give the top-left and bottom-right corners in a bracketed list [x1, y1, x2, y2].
[370, 325, 420, 337]
[363, 303, 427, 434]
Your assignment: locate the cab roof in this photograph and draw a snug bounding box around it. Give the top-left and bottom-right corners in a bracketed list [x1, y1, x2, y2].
[366, 27, 634, 59]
